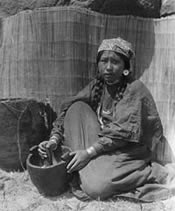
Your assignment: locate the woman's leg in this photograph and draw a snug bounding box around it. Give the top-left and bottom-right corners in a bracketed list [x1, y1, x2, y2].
[63, 101, 114, 199]
[63, 101, 106, 199]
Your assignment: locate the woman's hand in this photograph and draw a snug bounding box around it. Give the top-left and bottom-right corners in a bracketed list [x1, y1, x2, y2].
[38, 139, 57, 158]
[67, 150, 91, 173]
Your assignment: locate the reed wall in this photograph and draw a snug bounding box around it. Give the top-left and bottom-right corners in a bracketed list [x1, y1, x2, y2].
[0, 7, 174, 162]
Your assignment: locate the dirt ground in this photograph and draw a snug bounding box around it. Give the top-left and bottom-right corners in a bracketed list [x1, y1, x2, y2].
[0, 169, 175, 211]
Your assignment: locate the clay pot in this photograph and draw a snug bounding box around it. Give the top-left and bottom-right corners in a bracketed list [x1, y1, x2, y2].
[26, 145, 72, 196]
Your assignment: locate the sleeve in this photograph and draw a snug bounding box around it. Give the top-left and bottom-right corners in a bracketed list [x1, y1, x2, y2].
[92, 136, 129, 154]
[141, 90, 163, 152]
[50, 79, 97, 145]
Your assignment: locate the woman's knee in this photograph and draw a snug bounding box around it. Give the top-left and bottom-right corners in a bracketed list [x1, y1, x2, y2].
[65, 101, 91, 117]
[65, 101, 98, 125]
[70, 101, 90, 111]
[64, 101, 88, 123]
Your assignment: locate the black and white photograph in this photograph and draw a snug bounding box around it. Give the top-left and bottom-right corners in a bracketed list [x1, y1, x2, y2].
[0, 0, 175, 210]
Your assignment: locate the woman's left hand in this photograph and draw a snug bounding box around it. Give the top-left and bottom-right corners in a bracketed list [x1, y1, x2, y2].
[66, 150, 91, 173]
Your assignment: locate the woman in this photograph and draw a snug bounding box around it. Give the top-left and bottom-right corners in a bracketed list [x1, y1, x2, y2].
[39, 37, 174, 201]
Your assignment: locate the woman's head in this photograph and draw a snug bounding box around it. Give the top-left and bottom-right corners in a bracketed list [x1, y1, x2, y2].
[97, 38, 134, 85]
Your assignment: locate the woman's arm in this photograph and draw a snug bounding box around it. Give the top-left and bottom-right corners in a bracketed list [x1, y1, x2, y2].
[142, 90, 163, 152]
[91, 136, 128, 155]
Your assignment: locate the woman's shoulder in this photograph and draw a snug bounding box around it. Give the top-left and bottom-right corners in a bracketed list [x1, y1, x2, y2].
[128, 79, 146, 90]
[126, 79, 152, 98]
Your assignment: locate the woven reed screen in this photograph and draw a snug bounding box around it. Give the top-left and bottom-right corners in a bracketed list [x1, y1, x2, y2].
[0, 7, 175, 162]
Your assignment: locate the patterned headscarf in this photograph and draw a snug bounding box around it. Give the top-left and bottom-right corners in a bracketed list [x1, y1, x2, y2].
[97, 37, 134, 60]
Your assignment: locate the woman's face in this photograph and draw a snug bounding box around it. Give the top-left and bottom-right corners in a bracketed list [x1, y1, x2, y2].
[98, 50, 125, 85]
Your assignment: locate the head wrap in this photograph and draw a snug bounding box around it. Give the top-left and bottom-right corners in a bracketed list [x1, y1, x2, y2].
[97, 37, 134, 60]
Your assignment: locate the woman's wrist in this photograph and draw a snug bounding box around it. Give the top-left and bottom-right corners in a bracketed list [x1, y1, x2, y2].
[86, 146, 97, 158]
[49, 136, 58, 150]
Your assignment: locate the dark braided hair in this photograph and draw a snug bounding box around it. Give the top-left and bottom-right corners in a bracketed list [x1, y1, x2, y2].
[91, 73, 104, 111]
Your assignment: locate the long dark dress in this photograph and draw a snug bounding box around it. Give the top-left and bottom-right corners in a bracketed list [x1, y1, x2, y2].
[50, 78, 175, 201]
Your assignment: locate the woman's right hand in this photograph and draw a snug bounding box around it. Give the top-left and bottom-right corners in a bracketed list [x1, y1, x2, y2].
[38, 139, 57, 158]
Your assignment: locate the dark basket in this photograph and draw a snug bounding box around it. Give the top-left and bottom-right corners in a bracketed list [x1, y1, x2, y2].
[0, 98, 56, 171]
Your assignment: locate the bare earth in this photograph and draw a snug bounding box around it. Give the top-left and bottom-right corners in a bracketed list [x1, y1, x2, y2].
[0, 169, 175, 211]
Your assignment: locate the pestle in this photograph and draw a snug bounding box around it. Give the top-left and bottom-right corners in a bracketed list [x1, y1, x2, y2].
[42, 148, 58, 167]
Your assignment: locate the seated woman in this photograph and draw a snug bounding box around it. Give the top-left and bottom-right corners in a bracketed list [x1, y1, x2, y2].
[39, 37, 175, 202]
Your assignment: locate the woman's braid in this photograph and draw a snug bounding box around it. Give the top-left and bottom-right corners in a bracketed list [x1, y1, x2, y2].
[91, 75, 104, 111]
